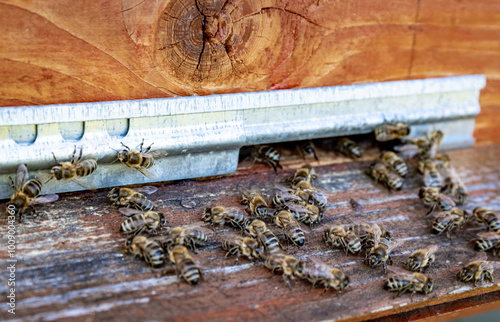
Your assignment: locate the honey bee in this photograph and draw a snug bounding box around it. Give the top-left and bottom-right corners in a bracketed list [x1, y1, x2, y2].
[119, 208, 166, 235]
[323, 226, 362, 255]
[405, 245, 438, 273]
[49, 146, 97, 187]
[337, 138, 361, 159]
[8, 164, 58, 220]
[166, 245, 202, 285]
[162, 224, 211, 253]
[418, 186, 455, 216]
[245, 219, 281, 253]
[201, 206, 250, 229]
[107, 186, 158, 211]
[368, 162, 403, 191]
[349, 220, 391, 250]
[298, 140, 319, 162]
[272, 186, 305, 210]
[274, 210, 306, 247]
[472, 207, 500, 232]
[457, 252, 500, 286]
[366, 239, 402, 270]
[116, 139, 163, 178]
[422, 130, 443, 160]
[419, 159, 442, 189]
[473, 232, 500, 256]
[222, 234, 262, 263]
[384, 265, 433, 300]
[304, 256, 349, 293]
[291, 164, 317, 188]
[431, 208, 469, 238]
[374, 122, 411, 142]
[294, 180, 328, 210]
[264, 252, 305, 287]
[125, 235, 165, 269]
[286, 203, 323, 227]
[380, 151, 408, 177]
[252, 145, 282, 174]
[440, 165, 468, 205]
[240, 187, 268, 217]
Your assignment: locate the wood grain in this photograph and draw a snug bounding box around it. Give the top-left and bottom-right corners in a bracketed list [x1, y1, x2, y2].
[1, 142, 499, 321]
[0, 0, 499, 143]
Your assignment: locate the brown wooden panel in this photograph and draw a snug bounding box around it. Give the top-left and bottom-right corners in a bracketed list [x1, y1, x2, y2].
[1, 143, 500, 320]
[0, 0, 499, 143]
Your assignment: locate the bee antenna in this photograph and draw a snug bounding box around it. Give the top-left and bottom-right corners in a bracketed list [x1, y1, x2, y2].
[45, 177, 53, 184]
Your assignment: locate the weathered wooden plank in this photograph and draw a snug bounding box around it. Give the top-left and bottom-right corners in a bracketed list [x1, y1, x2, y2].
[1, 142, 499, 320]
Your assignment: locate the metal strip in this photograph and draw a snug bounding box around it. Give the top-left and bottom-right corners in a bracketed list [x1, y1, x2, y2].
[0, 75, 486, 199]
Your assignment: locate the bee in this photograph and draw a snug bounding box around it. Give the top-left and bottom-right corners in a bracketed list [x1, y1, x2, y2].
[294, 180, 328, 210]
[240, 187, 268, 217]
[374, 122, 411, 142]
[201, 206, 250, 229]
[49, 146, 97, 187]
[222, 234, 262, 264]
[349, 220, 391, 250]
[166, 245, 202, 285]
[368, 162, 403, 191]
[274, 210, 306, 247]
[473, 232, 500, 256]
[305, 256, 349, 293]
[286, 203, 323, 227]
[125, 235, 165, 269]
[107, 186, 158, 211]
[418, 186, 455, 216]
[245, 219, 280, 253]
[119, 208, 166, 235]
[384, 265, 433, 300]
[162, 224, 210, 253]
[439, 165, 468, 205]
[337, 138, 361, 159]
[472, 207, 500, 232]
[422, 130, 443, 160]
[298, 140, 319, 162]
[431, 208, 469, 238]
[291, 164, 317, 188]
[272, 186, 305, 210]
[380, 151, 408, 177]
[323, 226, 362, 255]
[418, 159, 442, 189]
[252, 145, 282, 174]
[7, 164, 58, 220]
[405, 245, 438, 273]
[457, 252, 500, 286]
[366, 239, 402, 270]
[116, 139, 163, 177]
[264, 253, 305, 287]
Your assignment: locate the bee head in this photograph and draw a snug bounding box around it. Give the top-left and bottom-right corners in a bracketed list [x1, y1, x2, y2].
[125, 237, 134, 251]
[158, 213, 166, 227]
[201, 208, 212, 221]
[107, 188, 120, 201]
[50, 166, 63, 180]
[256, 206, 268, 218]
[6, 203, 20, 216]
[424, 278, 434, 294]
[342, 276, 350, 290]
[418, 187, 426, 199]
[117, 149, 129, 162]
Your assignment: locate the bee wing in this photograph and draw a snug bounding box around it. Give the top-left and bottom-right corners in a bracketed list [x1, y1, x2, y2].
[472, 252, 488, 262]
[277, 191, 304, 203]
[30, 194, 59, 205]
[393, 144, 419, 159]
[386, 265, 421, 283]
[148, 150, 167, 158]
[119, 208, 143, 217]
[351, 220, 382, 240]
[70, 179, 97, 190]
[435, 214, 460, 222]
[439, 194, 456, 207]
[133, 186, 158, 195]
[182, 222, 214, 236]
[483, 261, 500, 270]
[285, 202, 314, 214]
[387, 239, 403, 253]
[421, 244, 439, 256]
[476, 232, 500, 240]
[16, 164, 29, 190]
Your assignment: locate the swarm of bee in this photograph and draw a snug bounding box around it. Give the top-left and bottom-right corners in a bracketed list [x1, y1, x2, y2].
[4, 122, 496, 302]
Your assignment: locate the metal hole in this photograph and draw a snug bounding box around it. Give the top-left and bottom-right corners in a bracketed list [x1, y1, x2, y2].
[106, 119, 130, 138]
[11, 124, 37, 145]
[60, 122, 84, 141]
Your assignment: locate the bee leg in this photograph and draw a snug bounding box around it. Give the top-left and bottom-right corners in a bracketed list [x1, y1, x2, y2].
[283, 275, 292, 288]
[425, 204, 437, 217]
[143, 142, 154, 153]
[138, 138, 145, 152]
[8, 176, 15, 189]
[76, 146, 83, 162]
[395, 284, 411, 299]
[134, 226, 146, 236]
[485, 271, 494, 283]
[51, 152, 61, 166]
